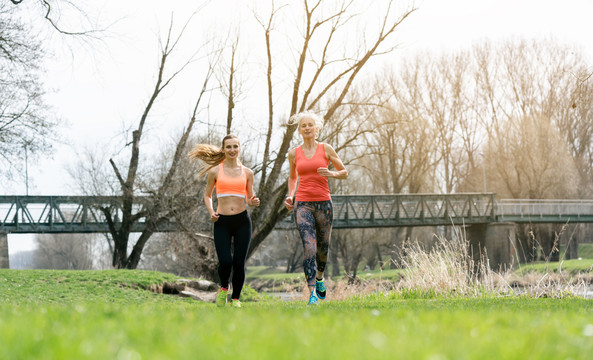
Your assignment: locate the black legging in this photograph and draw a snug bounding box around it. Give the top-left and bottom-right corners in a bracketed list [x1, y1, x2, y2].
[213, 210, 252, 300]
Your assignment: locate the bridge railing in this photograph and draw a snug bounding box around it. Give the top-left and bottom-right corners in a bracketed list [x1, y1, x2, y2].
[496, 199, 593, 222]
[332, 193, 495, 227]
[0, 196, 155, 233]
[278, 193, 496, 228]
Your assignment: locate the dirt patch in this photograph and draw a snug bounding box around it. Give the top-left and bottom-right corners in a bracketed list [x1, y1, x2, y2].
[248, 278, 303, 292]
[149, 278, 218, 303]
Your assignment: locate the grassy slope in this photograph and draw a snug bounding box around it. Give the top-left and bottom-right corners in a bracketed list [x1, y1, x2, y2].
[515, 258, 593, 275]
[0, 269, 181, 305]
[512, 243, 593, 275]
[577, 243, 593, 259]
[1, 269, 593, 360]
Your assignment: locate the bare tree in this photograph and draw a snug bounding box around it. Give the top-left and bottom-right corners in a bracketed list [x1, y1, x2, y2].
[335, 228, 386, 279]
[471, 40, 583, 200]
[215, 31, 245, 135]
[1, 1, 110, 191]
[486, 114, 577, 199]
[0, 3, 58, 181]
[261, 231, 304, 273]
[473, 38, 590, 165]
[283, 233, 304, 273]
[137, 134, 219, 278]
[33, 233, 101, 269]
[485, 113, 578, 262]
[473, 41, 584, 262]
[75, 15, 218, 269]
[8, 0, 102, 36]
[361, 39, 590, 264]
[246, 0, 417, 257]
[140, 232, 217, 278]
[363, 105, 436, 194]
[253, 1, 286, 191]
[555, 66, 593, 197]
[364, 63, 442, 267]
[397, 51, 476, 193]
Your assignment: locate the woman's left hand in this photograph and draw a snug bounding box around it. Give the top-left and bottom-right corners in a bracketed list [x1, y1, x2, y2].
[317, 167, 335, 178]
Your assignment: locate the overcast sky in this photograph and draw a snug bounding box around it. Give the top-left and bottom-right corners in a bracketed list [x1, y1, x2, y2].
[5, 0, 593, 254]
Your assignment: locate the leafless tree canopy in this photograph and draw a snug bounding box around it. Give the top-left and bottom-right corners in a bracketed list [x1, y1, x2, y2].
[1, 0, 104, 184]
[33, 233, 105, 270]
[0, 3, 57, 181]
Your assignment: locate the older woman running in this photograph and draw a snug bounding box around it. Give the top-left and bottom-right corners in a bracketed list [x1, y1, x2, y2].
[284, 112, 348, 305]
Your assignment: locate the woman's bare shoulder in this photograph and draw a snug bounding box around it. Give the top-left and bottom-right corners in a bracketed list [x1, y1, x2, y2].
[207, 165, 219, 177]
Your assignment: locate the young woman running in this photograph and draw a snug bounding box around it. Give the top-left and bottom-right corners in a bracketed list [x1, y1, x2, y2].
[284, 112, 348, 305]
[189, 134, 260, 308]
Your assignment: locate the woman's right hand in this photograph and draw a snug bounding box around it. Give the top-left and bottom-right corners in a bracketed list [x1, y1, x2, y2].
[284, 196, 294, 210]
[210, 212, 220, 222]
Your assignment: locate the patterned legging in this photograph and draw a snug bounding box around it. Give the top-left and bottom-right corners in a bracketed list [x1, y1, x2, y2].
[295, 200, 333, 287]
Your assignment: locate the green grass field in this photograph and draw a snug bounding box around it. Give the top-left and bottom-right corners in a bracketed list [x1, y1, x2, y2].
[575, 243, 593, 259]
[515, 258, 593, 276]
[2, 269, 593, 360]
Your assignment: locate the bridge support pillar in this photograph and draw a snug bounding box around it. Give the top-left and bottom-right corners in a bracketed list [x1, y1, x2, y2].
[0, 233, 9, 269]
[467, 223, 517, 271]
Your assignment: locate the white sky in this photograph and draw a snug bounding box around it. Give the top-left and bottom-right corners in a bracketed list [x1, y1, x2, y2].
[5, 0, 593, 254]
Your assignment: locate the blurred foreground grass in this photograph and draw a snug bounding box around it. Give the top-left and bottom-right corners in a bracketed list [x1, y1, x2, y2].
[1, 269, 593, 360]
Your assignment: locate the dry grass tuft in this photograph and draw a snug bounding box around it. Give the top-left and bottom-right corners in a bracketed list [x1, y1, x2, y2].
[506, 271, 591, 298]
[336, 226, 591, 300]
[395, 230, 511, 297]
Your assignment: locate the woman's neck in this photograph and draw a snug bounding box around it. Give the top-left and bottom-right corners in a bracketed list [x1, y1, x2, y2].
[302, 138, 318, 149]
[223, 158, 240, 168]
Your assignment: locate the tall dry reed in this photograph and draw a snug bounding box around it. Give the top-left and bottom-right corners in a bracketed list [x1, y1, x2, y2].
[396, 227, 511, 297]
[394, 224, 590, 298]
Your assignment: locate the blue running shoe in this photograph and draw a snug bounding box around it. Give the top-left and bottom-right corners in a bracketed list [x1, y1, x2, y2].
[315, 279, 326, 300]
[308, 292, 319, 305]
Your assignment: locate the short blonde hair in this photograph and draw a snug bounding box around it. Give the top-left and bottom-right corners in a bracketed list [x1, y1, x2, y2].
[287, 111, 323, 137]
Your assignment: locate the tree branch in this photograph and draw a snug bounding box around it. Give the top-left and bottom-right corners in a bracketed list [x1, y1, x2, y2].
[109, 159, 125, 188]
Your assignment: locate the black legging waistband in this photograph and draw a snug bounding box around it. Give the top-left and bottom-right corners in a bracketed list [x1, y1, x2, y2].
[217, 210, 249, 219]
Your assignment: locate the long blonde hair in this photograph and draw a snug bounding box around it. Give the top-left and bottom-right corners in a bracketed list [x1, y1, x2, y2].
[188, 134, 239, 178]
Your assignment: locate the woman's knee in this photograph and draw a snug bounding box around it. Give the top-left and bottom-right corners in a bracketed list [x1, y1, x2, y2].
[219, 258, 233, 270]
[232, 257, 246, 269]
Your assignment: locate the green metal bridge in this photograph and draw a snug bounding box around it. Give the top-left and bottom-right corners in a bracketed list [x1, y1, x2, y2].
[2, 194, 593, 234]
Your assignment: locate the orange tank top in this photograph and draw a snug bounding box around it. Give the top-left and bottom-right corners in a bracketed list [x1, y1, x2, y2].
[294, 143, 331, 201]
[216, 163, 247, 199]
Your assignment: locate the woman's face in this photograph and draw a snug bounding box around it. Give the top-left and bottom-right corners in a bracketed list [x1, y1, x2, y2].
[222, 138, 241, 159]
[299, 117, 318, 139]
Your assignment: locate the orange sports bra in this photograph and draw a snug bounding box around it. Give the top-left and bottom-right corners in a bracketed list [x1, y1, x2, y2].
[216, 163, 247, 199]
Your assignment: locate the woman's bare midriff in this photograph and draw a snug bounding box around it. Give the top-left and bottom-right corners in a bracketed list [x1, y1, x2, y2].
[217, 196, 247, 215]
